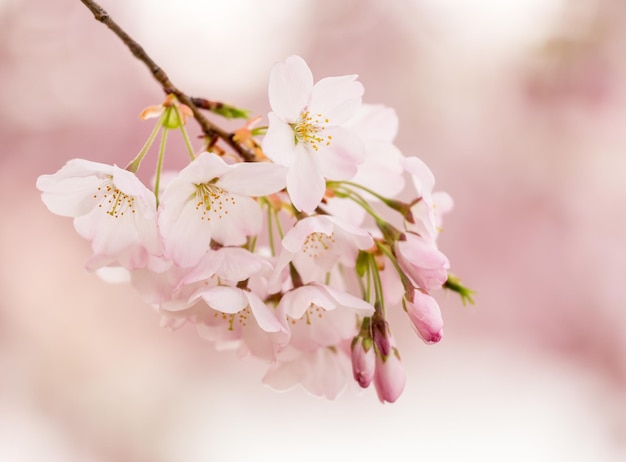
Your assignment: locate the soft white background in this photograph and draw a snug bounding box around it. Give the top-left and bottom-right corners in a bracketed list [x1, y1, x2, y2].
[1, 0, 625, 460]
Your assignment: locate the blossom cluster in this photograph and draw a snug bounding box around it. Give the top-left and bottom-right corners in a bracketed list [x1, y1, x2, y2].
[37, 56, 470, 403]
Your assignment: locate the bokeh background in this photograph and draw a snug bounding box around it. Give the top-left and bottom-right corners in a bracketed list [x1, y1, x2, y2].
[1, 0, 626, 460]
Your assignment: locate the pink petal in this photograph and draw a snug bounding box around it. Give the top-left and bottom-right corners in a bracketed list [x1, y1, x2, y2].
[279, 285, 335, 319]
[245, 292, 285, 333]
[317, 284, 375, 317]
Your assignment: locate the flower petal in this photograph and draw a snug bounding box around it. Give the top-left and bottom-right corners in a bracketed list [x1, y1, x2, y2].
[262, 112, 298, 167]
[218, 162, 286, 197]
[286, 148, 325, 213]
[193, 286, 248, 314]
[309, 75, 364, 124]
[268, 55, 313, 121]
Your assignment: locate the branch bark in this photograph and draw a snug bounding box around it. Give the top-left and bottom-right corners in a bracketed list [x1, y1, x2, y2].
[79, 0, 257, 162]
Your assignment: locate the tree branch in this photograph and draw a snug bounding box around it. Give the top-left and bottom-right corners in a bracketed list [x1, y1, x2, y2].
[79, 0, 257, 162]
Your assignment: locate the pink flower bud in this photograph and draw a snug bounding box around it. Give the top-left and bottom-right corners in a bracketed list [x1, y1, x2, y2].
[374, 347, 406, 403]
[372, 317, 391, 357]
[395, 233, 449, 291]
[403, 290, 444, 344]
[351, 336, 375, 388]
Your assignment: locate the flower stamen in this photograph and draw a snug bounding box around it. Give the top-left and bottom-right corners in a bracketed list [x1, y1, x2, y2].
[194, 183, 236, 221]
[93, 178, 136, 218]
[291, 110, 332, 152]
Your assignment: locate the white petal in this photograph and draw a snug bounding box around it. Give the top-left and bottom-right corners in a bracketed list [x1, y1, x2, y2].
[402, 156, 436, 197]
[317, 284, 375, 316]
[281, 216, 334, 253]
[262, 112, 298, 167]
[215, 247, 273, 282]
[176, 152, 232, 184]
[268, 55, 313, 120]
[309, 75, 364, 124]
[345, 104, 398, 142]
[218, 162, 287, 197]
[208, 195, 262, 247]
[316, 127, 364, 180]
[286, 150, 325, 213]
[194, 286, 248, 314]
[245, 292, 285, 333]
[279, 285, 335, 319]
[159, 196, 213, 267]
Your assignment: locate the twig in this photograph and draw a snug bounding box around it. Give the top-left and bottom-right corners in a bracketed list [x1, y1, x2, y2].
[78, 0, 257, 162]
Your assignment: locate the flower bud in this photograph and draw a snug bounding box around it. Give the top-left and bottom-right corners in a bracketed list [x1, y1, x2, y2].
[374, 346, 406, 404]
[395, 232, 449, 291]
[403, 289, 444, 344]
[351, 336, 375, 388]
[372, 315, 391, 357]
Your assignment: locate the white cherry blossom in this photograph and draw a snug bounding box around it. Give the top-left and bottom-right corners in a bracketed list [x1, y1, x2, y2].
[158, 152, 286, 267]
[36, 159, 161, 270]
[262, 55, 365, 212]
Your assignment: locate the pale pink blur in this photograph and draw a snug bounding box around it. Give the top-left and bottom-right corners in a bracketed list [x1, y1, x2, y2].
[1, 0, 625, 460]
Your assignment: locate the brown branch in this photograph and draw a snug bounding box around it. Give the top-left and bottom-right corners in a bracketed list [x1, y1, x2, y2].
[79, 0, 257, 162]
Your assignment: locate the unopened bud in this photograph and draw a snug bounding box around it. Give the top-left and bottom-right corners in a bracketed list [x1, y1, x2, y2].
[372, 314, 391, 357]
[403, 289, 444, 344]
[374, 346, 406, 403]
[351, 336, 375, 388]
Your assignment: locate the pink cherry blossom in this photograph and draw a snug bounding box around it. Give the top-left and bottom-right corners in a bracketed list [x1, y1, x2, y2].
[158, 152, 286, 267]
[262, 55, 365, 212]
[402, 156, 454, 243]
[271, 214, 374, 288]
[404, 289, 444, 344]
[277, 283, 374, 351]
[36, 159, 161, 270]
[262, 343, 353, 400]
[346, 104, 406, 200]
[395, 232, 450, 291]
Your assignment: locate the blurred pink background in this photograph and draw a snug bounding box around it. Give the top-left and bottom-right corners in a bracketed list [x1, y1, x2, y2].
[1, 0, 626, 460]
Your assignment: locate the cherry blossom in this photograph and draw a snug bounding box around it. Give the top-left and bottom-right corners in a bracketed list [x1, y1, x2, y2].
[36, 45, 469, 403]
[277, 283, 374, 351]
[345, 104, 406, 199]
[36, 159, 161, 270]
[158, 152, 286, 267]
[262, 55, 365, 212]
[271, 214, 374, 288]
[263, 343, 353, 400]
[402, 156, 454, 242]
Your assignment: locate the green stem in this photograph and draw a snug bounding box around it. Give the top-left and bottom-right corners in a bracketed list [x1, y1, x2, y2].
[266, 201, 276, 256]
[177, 106, 196, 161]
[153, 128, 168, 207]
[328, 180, 389, 204]
[273, 208, 285, 239]
[126, 117, 163, 173]
[376, 241, 413, 292]
[368, 253, 386, 316]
